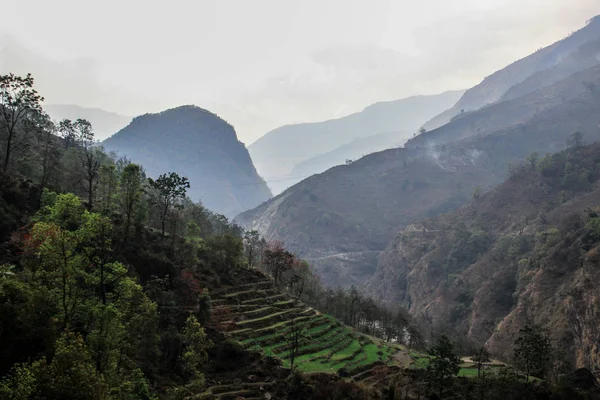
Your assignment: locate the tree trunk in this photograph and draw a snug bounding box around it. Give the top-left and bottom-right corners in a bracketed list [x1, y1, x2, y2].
[2, 129, 13, 171]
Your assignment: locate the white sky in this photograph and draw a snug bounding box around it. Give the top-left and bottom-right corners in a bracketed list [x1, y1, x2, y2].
[1, 0, 599, 143]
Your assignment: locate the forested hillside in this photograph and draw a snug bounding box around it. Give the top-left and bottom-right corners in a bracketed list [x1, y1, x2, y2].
[366, 141, 600, 369]
[1, 69, 600, 400]
[103, 106, 272, 218]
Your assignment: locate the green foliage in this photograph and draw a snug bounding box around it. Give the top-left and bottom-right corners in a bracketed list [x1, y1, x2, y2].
[147, 172, 190, 235]
[203, 234, 244, 276]
[444, 226, 492, 277]
[472, 347, 491, 378]
[513, 325, 553, 381]
[174, 315, 212, 395]
[0, 363, 37, 400]
[33, 332, 107, 400]
[426, 334, 461, 394]
[118, 163, 144, 245]
[0, 73, 44, 171]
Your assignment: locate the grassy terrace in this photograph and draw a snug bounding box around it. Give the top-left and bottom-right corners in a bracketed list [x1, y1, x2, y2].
[210, 281, 407, 379]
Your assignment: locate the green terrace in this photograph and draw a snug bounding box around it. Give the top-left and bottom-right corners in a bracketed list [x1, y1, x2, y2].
[209, 281, 409, 380]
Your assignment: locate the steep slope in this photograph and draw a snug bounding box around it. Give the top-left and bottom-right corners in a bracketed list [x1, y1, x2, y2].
[290, 130, 408, 182]
[365, 143, 600, 369]
[103, 105, 271, 217]
[236, 65, 600, 288]
[249, 91, 464, 194]
[423, 16, 600, 130]
[409, 65, 600, 149]
[45, 104, 132, 141]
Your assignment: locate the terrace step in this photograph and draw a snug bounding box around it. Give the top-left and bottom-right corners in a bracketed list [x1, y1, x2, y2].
[234, 308, 307, 330]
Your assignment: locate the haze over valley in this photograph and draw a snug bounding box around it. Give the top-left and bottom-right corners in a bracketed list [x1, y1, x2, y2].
[3, 2, 600, 399]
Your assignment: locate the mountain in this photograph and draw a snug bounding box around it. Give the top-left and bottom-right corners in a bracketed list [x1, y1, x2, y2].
[103, 105, 271, 217]
[44, 104, 132, 141]
[365, 142, 600, 368]
[423, 16, 600, 131]
[249, 90, 464, 194]
[235, 64, 600, 288]
[290, 130, 409, 181]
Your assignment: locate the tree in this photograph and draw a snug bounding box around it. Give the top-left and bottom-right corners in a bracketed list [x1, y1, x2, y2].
[263, 242, 295, 286]
[286, 318, 305, 372]
[33, 115, 62, 188]
[0, 73, 44, 171]
[472, 185, 482, 199]
[97, 163, 119, 215]
[513, 325, 553, 381]
[567, 132, 584, 149]
[526, 152, 539, 170]
[180, 315, 212, 392]
[147, 172, 190, 236]
[426, 334, 461, 395]
[33, 332, 107, 400]
[0, 363, 37, 400]
[58, 119, 103, 209]
[472, 347, 491, 378]
[243, 229, 261, 267]
[119, 163, 144, 245]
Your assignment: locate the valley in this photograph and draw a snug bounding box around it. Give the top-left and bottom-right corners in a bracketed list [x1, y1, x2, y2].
[3, 6, 600, 400]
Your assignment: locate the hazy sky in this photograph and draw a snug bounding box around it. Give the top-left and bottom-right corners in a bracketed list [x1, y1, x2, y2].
[1, 0, 599, 143]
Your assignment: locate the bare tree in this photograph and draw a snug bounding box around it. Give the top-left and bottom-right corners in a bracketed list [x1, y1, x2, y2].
[286, 318, 305, 372]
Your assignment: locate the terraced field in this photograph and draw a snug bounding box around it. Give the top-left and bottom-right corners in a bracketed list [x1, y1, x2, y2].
[209, 279, 406, 379]
[202, 274, 507, 399]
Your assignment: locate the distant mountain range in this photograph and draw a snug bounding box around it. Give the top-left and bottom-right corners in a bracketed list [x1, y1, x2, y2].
[103, 105, 271, 218]
[249, 91, 464, 194]
[236, 16, 600, 289]
[44, 104, 132, 141]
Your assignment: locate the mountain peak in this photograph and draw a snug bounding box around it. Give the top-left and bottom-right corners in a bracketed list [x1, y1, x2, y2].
[104, 106, 271, 217]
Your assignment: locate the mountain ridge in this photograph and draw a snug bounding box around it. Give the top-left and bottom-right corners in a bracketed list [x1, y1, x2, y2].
[104, 105, 272, 217]
[249, 90, 465, 194]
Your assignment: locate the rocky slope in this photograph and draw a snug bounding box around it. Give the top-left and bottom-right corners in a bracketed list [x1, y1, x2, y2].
[365, 143, 600, 369]
[45, 104, 132, 141]
[423, 15, 600, 130]
[103, 105, 271, 217]
[249, 91, 464, 194]
[236, 65, 600, 288]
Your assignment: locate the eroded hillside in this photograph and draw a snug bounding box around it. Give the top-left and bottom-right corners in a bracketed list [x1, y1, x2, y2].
[366, 143, 600, 368]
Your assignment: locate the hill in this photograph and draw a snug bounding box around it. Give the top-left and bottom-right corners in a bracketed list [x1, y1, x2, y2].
[365, 142, 600, 369]
[44, 104, 132, 141]
[249, 91, 464, 194]
[423, 16, 600, 130]
[103, 105, 271, 218]
[290, 130, 408, 182]
[235, 65, 600, 288]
